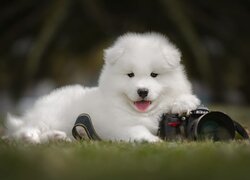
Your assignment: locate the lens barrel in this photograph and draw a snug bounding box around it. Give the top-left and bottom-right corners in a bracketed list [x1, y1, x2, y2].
[188, 111, 235, 141]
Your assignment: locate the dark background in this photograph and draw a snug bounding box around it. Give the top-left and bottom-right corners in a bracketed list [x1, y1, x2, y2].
[0, 0, 250, 115]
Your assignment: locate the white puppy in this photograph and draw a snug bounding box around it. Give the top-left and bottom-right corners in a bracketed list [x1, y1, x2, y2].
[5, 32, 200, 143]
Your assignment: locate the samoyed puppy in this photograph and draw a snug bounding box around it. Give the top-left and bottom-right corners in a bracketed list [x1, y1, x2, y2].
[5, 32, 200, 143]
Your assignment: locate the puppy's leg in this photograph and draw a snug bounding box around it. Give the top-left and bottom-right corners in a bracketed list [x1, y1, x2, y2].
[171, 94, 200, 114]
[40, 130, 71, 142]
[126, 125, 161, 142]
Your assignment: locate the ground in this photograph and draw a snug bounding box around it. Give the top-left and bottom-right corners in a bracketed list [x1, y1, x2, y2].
[0, 105, 249, 180]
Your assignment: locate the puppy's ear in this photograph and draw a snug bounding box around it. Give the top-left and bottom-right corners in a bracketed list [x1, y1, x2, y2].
[104, 46, 124, 65]
[161, 46, 181, 68]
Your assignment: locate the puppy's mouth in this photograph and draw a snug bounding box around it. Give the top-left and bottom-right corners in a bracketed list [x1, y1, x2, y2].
[134, 100, 152, 112]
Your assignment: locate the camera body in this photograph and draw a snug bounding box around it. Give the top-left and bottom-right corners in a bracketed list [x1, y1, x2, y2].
[158, 106, 236, 141]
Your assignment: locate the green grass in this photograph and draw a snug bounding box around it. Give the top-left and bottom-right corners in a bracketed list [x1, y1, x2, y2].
[0, 140, 250, 180]
[0, 105, 249, 180]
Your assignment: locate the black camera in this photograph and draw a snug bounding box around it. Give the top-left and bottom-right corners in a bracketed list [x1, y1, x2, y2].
[158, 106, 248, 141]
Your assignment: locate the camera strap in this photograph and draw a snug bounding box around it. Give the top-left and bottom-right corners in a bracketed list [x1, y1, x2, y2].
[72, 113, 101, 140]
[233, 120, 249, 139]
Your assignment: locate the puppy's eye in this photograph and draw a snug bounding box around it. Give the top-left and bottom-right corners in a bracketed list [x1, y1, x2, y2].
[150, 72, 158, 78]
[127, 73, 135, 78]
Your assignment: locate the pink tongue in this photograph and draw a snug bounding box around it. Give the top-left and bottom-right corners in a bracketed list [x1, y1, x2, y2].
[134, 101, 151, 111]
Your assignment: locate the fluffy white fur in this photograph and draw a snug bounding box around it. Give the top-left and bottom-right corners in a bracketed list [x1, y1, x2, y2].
[5, 32, 200, 143]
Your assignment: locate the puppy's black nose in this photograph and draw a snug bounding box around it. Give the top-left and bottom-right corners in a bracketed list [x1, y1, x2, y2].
[137, 88, 149, 98]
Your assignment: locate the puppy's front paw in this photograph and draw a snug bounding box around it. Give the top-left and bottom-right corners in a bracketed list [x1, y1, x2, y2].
[133, 134, 162, 143]
[171, 94, 200, 114]
[127, 125, 161, 143]
[143, 135, 162, 143]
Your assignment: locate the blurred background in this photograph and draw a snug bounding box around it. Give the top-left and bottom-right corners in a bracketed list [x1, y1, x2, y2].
[0, 0, 250, 117]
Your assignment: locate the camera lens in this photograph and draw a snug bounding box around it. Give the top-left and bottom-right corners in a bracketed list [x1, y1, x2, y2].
[194, 112, 235, 141]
